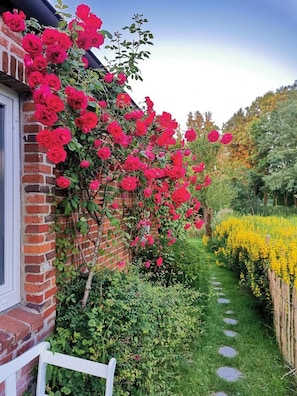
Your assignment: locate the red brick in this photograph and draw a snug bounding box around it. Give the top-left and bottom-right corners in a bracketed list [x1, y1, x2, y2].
[23, 124, 41, 134]
[45, 269, 55, 280]
[6, 308, 42, 332]
[24, 234, 45, 244]
[25, 223, 49, 232]
[0, 330, 14, 352]
[25, 194, 45, 204]
[0, 316, 30, 343]
[25, 280, 51, 294]
[24, 243, 52, 254]
[23, 174, 44, 183]
[10, 43, 25, 58]
[0, 352, 14, 364]
[26, 294, 44, 304]
[24, 154, 44, 163]
[46, 250, 55, 260]
[45, 233, 55, 243]
[10, 55, 16, 78]
[2, 51, 8, 73]
[24, 143, 40, 153]
[17, 59, 24, 82]
[26, 273, 45, 283]
[24, 164, 53, 175]
[25, 258, 44, 267]
[26, 205, 49, 214]
[43, 304, 56, 320]
[45, 286, 57, 300]
[0, 35, 8, 47]
[20, 354, 38, 375]
[23, 102, 36, 112]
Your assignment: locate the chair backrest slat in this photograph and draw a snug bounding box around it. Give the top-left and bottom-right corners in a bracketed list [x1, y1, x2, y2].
[40, 350, 108, 377]
[0, 342, 116, 396]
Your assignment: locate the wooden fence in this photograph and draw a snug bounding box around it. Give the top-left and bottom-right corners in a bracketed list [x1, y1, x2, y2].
[268, 269, 297, 371]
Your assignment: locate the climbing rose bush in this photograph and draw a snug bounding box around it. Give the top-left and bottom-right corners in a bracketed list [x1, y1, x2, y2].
[3, 4, 232, 306]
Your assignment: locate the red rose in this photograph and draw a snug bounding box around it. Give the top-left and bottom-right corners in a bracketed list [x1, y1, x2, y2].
[203, 175, 211, 187]
[97, 147, 111, 160]
[123, 155, 141, 172]
[2, 9, 26, 32]
[42, 28, 59, 45]
[46, 44, 67, 64]
[156, 257, 163, 267]
[56, 176, 71, 189]
[52, 127, 72, 145]
[172, 187, 191, 208]
[76, 4, 91, 21]
[56, 32, 72, 50]
[75, 112, 98, 133]
[192, 162, 205, 173]
[87, 14, 103, 29]
[220, 133, 233, 145]
[32, 55, 48, 71]
[89, 30, 104, 48]
[80, 160, 90, 168]
[36, 129, 53, 148]
[89, 180, 100, 190]
[185, 128, 197, 142]
[22, 34, 43, 57]
[117, 72, 127, 86]
[35, 105, 58, 126]
[207, 130, 220, 143]
[194, 219, 204, 229]
[44, 74, 61, 90]
[120, 176, 139, 191]
[135, 120, 147, 136]
[116, 93, 131, 108]
[46, 93, 64, 112]
[143, 168, 158, 180]
[66, 87, 88, 111]
[47, 145, 67, 164]
[167, 166, 186, 180]
[107, 121, 123, 137]
[104, 73, 114, 83]
[27, 71, 44, 89]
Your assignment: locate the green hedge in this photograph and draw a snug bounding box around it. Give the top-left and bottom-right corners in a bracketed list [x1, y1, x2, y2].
[47, 268, 206, 395]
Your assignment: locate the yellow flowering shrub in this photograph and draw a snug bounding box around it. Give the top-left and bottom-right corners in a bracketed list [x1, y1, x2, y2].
[211, 216, 297, 307]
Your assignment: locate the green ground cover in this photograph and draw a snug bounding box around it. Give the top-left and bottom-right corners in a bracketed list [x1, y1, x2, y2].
[173, 238, 297, 396]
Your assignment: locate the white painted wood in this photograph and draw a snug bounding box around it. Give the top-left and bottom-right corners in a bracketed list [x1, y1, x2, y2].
[0, 341, 116, 396]
[0, 342, 49, 395]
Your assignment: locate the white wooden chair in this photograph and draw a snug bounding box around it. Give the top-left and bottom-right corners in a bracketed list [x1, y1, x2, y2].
[0, 341, 116, 396]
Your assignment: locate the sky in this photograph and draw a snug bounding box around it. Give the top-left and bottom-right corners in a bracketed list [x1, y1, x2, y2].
[50, 0, 297, 131]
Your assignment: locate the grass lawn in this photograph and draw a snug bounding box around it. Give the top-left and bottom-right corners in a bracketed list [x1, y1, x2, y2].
[173, 237, 297, 396]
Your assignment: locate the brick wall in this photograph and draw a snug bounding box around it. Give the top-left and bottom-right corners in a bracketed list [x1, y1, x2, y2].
[0, 15, 57, 395]
[0, 13, 131, 395]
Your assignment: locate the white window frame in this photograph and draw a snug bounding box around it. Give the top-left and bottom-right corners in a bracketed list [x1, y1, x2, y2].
[0, 84, 20, 311]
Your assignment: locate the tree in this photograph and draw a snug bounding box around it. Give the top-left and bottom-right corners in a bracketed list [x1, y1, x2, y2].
[251, 94, 297, 206]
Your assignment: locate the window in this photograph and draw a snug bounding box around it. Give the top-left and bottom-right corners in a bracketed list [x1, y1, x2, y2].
[0, 84, 20, 311]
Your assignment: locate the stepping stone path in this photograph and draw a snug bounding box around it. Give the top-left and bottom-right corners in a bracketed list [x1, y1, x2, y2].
[209, 277, 243, 395]
[218, 346, 238, 358]
[223, 318, 238, 325]
[211, 393, 228, 396]
[224, 329, 237, 337]
[217, 298, 230, 304]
